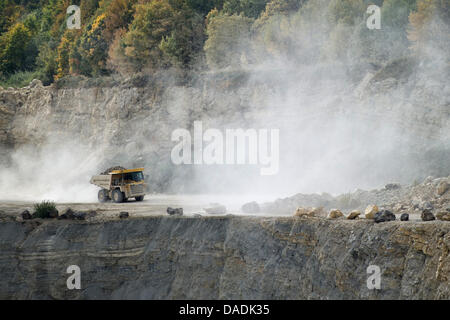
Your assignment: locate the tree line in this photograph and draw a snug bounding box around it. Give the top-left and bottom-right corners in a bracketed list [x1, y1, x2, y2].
[0, 0, 448, 87]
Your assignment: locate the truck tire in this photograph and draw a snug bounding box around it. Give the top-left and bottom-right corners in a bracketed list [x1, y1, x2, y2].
[98, 189, 109, 203]
[112, 189, 124, 203]
[135, 195, 144, 201]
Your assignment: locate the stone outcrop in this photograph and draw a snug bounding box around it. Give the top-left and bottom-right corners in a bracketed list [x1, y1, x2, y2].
[0, 66, 449, 194]
[0, 216, 449, 299]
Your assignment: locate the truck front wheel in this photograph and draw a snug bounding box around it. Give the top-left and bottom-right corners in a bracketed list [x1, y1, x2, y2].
[135, 195, 144, 201]
[98, 189, 109, 203]
[112, 189, 124, 203]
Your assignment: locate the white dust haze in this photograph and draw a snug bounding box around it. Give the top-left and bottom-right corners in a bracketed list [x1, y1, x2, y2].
[0, 1, 448, 203]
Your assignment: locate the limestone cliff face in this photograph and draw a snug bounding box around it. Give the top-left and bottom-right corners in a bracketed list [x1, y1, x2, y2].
[1, 68, 449, 193]
[0, 216, 448, 299]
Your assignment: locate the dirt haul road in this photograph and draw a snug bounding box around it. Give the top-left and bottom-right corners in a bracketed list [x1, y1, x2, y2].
[0, 194, 288, 221]
[0, 199, 433, 223]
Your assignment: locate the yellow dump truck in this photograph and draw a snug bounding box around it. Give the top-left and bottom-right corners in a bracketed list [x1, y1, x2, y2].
[90, 168, 146, 203]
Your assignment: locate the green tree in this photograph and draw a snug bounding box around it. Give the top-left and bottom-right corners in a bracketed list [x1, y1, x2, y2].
[223, 0, 270, 18]
[328, 0, 365, 25]
[79, 13, 109, 75]
[204, 12, 254, 68]
[182, 0, 225, 15]
[35, 38, 59, 84]
[408, 0, 449, 55]
[102, 0, 136, 42]
[81, 0, 101, 22]
[122, 0, 176, 70]
[0, 0, 23, 34]
[55, 29, 80, 79]
[382, 0, 417, 30]
[159, 5, 205, 68]
[0, 22, 33, 74]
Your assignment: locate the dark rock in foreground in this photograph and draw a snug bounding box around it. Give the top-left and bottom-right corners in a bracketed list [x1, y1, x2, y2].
[21, 210, 32, 220]
[167, 207, 183, 216]
[421, 209, 436, 221]
[400, 213, 409, 221]
[374, 210, 396, 223]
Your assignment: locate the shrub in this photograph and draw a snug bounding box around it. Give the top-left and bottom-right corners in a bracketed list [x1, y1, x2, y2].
[33, 201, 58, 219]
[0, 70, 37, 88]
[204, 13, 254, 69]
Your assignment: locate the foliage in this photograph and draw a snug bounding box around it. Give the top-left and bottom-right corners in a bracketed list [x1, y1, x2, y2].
[328, 0, 365, 25]
[121, 0, 176, 70]
[408, 0, 450, 55]
[0, 70, 38, 88]
[204, 13, 253, 68]
[78, 13, 109, 76]
[222, 0, 270, 18]
[102, 0, 136, 42]
[0, 22, 33, 74]
[0, 0, 449, 86]
[33, 200, 57, 219]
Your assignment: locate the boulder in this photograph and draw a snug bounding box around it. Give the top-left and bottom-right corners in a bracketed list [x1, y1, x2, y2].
[294, 207, 309, 217]
[436, 181, 448, 196]
[364, 205, 378, 219]
[241, 201, 260, 214]
[204, 205, 226, 215]
[58, 208, 75, 220]
[29, 79, 43, 88]
[421, 209, 435, 221]
[436, 211, 450, 221]
[422, 201, 434, 210]
[21, 210, 32, 220]
[101, 166, 126, 175]
[167, 207, 183, 216]
[48, 209, 59, 219]
[400, 213, 409, 221]
[74, 212, 87, 220]
[86, 210, 97, 218]
[374, 210, 396, 223]
[385, 183, 401, 190]
[119, 212, 129, 219]
[327, 209, 343, 219]
[294, 207, 323, 218]
[346, 210, 361, 220]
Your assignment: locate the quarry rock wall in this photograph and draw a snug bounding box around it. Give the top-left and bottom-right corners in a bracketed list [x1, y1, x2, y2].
[0, 216, 449, 299]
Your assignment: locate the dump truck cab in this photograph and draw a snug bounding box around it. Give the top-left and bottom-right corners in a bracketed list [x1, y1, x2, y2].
[90, 168, 146, 203]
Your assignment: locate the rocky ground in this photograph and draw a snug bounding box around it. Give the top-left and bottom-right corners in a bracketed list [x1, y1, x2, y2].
[0, 214, 448, 299]
[259, 176, 450, 220]
[0, 176, 448, 223]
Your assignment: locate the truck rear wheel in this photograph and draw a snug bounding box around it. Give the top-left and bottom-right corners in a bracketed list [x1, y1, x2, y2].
[112, 189, 124, 203]
[98, 189, 109, 203]
[135, 195, 144, 201]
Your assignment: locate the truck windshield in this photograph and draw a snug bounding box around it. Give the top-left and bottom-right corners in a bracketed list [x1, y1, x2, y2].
[124, 172, 144, 182]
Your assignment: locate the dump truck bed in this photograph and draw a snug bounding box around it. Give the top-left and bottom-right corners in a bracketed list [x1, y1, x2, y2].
[90, 175, 112, 189]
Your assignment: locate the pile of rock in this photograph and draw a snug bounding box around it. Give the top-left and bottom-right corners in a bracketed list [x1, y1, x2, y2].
[167, 207, 183, 216]
[241, 202, 260, 214]
[58, 208, 97, 220]
[21, 208, 97, 221]
[327, 209, 343, 219]
[294, 207, 323, 218]
[204, 204, 227, 215]
[293, 201, 448, 224]
[100, 166, 126, 175]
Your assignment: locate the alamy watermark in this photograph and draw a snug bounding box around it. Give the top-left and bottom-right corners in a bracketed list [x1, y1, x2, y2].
[366, 265, 381, 290]
[67, 5, 81, 30]
[66, 265, 81, 290]
[366, 5, 381, 30]
[171, 121, 279, 175]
